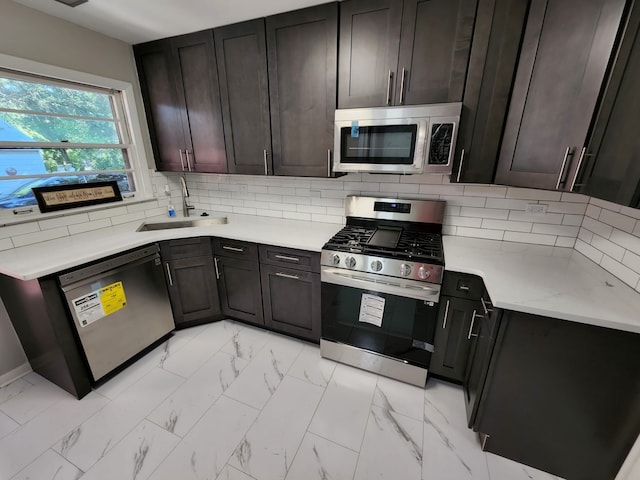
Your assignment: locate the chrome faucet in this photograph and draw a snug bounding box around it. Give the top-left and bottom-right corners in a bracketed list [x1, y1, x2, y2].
[180, 176, 195, 217]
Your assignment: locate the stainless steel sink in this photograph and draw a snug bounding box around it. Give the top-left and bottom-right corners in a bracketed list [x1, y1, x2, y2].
[137, 217, 228, 231]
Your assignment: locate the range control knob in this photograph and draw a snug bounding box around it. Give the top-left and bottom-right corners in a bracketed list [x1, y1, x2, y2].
[370, 260, 383, 272]
[331, 254, 341, 266]
[418, 266, 430, 280]
[345, 256, 357, 269]
[400, 264, 412, 277]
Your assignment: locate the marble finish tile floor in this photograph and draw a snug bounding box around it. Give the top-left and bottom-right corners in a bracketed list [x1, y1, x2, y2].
[0, 320, 563, 480]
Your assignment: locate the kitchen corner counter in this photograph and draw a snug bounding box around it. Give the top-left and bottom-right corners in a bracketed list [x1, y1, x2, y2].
[444, 235, 640, 334]
[0, 213, 343, 281]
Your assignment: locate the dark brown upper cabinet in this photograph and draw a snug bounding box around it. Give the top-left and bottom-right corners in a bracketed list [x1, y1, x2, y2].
[494, 0, 627, 191]
[338, 0, 478, 108]
[452, 0, 529, 184]
[577, 2, 640, 208]
[134, 30, 227, 174]
[266, 3, 339, 177]
[215, 20, 272, 175]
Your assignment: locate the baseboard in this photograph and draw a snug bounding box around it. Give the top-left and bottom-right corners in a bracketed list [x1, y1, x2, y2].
[0, 362, 32, 388]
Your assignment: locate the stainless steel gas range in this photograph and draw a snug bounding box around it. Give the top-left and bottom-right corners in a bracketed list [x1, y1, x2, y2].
[320, 196, 446, 387]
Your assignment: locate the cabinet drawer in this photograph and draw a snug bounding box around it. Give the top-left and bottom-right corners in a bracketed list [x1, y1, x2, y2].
[258, 245, 320, 273]
[213, 238, 258, 261]
[161, 237, 212, 260]
[442, 272, 484, 300]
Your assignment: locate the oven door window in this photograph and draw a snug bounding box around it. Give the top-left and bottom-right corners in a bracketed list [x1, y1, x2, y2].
[340, 125, 417, 165]
[321, 282, 437, 368]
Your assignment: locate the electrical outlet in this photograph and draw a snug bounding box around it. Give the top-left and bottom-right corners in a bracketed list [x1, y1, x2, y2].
[526, 203, 548, 215]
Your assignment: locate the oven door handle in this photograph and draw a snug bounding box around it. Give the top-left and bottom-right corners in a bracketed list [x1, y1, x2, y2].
[321, 268, 440, 302]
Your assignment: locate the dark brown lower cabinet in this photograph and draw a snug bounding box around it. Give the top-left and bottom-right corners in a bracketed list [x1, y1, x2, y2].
[471, 310, 640, 480]
[160, 239, 222, 328]
[260, 264, 321, 343]
[429, 296, 478, 382]
[215, 255, 264, 326]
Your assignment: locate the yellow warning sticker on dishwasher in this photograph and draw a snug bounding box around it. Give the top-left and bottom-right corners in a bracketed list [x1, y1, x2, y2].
[72, 281, 127, 328]
[99, 281, 127, 316]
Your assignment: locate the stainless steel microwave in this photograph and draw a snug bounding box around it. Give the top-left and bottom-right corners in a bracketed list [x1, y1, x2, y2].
[333, 103, 462, 175]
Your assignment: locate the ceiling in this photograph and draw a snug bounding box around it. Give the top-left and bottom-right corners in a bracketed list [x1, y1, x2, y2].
[12, 0, 332, 44]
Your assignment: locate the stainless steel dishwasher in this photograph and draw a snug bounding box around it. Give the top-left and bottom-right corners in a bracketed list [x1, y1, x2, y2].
[59, 244, 174, 381]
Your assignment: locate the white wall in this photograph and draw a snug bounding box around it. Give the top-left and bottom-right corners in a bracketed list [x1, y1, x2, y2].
[0, 0, 157, 380]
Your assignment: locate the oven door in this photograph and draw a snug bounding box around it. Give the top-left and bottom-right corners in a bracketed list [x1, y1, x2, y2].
[321, 268, 439, 368]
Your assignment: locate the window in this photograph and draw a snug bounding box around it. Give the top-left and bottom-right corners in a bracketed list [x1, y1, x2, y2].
[0, 69, 139, 211]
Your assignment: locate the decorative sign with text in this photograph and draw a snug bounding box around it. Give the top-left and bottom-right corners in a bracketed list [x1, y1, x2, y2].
[32, 180, 123, 213]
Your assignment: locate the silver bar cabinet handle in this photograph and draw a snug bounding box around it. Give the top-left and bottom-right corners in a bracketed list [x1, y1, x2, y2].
[386, 69, 393, 106]
[481, 297, 493, 315]
[214, 257, 220, 279]
[570, 147, 588, 192]
[179, 149, 186, 171]
[442, 300, 450, 329]
[275, 254, 300, 262]
[327, 149, 331, 177]
[276, 272, 299, 280]
[468, 310, 480, 340]
[556, 147, 573, 190]
[185, 150, 193, 172]
[165, 263, 173, 286]
[399, 67, 407, 105]
[263, 149, 268, 175]
[222, 245, 244, 253]
[456, 149, 465, 182]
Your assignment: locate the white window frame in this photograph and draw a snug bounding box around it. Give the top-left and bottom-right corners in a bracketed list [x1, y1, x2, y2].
[0, 52, 154, 222]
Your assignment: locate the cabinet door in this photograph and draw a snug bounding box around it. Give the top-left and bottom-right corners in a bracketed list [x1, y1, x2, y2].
[397, 0, 477, 105]
[134, 40, 186, 172]
[166, 256, 222, 327]
[216, 256, 263, 326]
[430, 296, 477, 382]
[267, 3, 338, 177]
[215, 20, 272, 175]
[452, 0, 529, 184]
[581, 4, 640, 207]
[171, 30, 227, 174]
[495, 0, 626, 190]
[338, 0, 403, 107]
[261, 264, 321, 342]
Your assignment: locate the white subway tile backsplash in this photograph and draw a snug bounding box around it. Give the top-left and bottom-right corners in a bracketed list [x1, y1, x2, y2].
[311, 214, 343, 224]
[0, 222, 40, 240]
[0, 238, 13, 251]
[620, 205, 640, 220]
[546, 202, 587, 215]
[610, 229, 640, 256]
[326, 207, 346, 217]
[256, 209, 283, 218]
[283, 211, 312, 221]
[284, 195, 311, 205]
[456, 227, 504, 240]
[508, 211, 563, 224]
[438, 195, 486, 207]
[344, 182, 379, 192]
[484, 198, 531, 210]
[248, 185, 269, 194]
[419, 184, 465, 196]
[463, 186, 507, 198]
[380, 183, 420, 194]
[268, 202, 298, 212]
[590, 235, 626, 262]
[38, 214, 90, 231]
[88, 206, 128, 221]
[506, 188, 562, 201]
[504, 231, 556, 246]
[589, 197, 622, 212]
[402, 174, 443, 184]
[575, 239, 604, 264]
[582, 217, 614, 239]
[111, 211, 146, 226]
[444, 216, 483, 228]
[622, 250, 640, 275]
[442, 225, 457, 236]
[444, 205, 461, 216]
[560, 192, 589, 203]
[68, 218, 113, 235]
[531, 224, 579, 237]
[233, 207, 257, 215]
[635, 222, 640, 237]
[360, 173, 399, 183]
[311, 197, 344, 208]
[268, 186, 297, 196]
[555, 237, 576, 248]
[578, 228, 594, 244]
[255, 194, 283, 203]
[297, 205, 327, 215]
[459, 207, 509, 220]
[585, 204, 601, 219]
[598, 209, 636, 233]
[562, 214, 584, 226]
[481, 219, 532, 232]
[12, 227, 69, 247]
[600, 255, 640, 289]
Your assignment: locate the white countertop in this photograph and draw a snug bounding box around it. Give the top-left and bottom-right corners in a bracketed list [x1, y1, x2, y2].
[0, 213, 343, 281]
[1, 214, 639, 334]
[444, 236, 640, 334]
